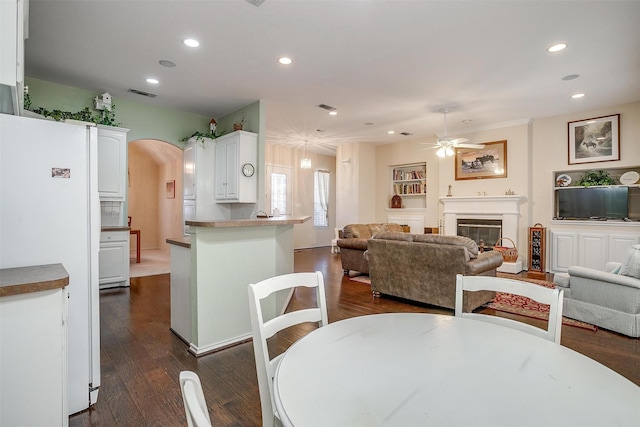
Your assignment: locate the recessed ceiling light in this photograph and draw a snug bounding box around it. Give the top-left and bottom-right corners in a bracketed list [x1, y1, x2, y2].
[159, 60, 176, 68]
[146, 78, 159, 84]
[547, 43, 567, 53]
[387, 131, 395, 135]
[329, 111, 338, 116]
[183, 38, 200, 48]
[571, 93, 585, 99]
[278, 57, 293, 65]
[562, 74, 579, 81]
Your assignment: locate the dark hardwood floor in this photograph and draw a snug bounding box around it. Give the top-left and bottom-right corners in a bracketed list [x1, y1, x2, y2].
[71, 247, 640, 426]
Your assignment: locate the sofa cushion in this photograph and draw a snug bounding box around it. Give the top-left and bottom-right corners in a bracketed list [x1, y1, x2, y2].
[343, 223, 404, 239]
[619, 244, 640, 279]
[372, 231, 414, 242]
[413, 234, 479, 259]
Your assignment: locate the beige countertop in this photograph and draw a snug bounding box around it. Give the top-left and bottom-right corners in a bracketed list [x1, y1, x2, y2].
[166, 236, 191, 248]
[0, 264, 69, 297]
[185, 215, 310, 228]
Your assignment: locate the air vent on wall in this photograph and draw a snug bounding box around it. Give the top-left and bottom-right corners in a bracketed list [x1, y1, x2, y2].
[317, 103, 337, 112]
[245, 0, 266, 7]
[127, 88, 157, 98]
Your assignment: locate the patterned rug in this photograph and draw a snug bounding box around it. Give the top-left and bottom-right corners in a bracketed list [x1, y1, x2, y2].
[349, 274, 597, 331]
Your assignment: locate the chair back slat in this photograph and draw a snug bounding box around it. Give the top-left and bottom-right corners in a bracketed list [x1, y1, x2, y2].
[455, 274, 564, 343]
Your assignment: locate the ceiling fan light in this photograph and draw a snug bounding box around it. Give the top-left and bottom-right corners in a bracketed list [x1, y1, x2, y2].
[436, 147, 446, 158]
[445, 146, 454, 157]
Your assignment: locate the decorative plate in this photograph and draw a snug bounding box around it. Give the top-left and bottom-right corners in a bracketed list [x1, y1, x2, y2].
[620, 171, 639, 185]
[555, 174, 572, 187]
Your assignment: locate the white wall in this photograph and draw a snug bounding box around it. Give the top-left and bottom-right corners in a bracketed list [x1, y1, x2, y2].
[336, 142, 376, 228]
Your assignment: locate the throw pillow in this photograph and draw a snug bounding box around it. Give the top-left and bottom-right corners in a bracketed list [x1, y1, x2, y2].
[619, 244, 640, 279]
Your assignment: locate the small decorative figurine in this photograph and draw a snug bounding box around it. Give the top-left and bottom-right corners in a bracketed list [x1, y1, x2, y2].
[209, 118, 217, 133]
[447, 185, 453, 197]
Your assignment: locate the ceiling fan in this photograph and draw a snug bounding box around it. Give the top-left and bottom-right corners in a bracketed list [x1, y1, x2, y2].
[424, 109, 484, 157]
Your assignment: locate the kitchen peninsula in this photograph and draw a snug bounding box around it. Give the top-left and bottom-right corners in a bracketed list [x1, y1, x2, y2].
[167, 216, 310, 356]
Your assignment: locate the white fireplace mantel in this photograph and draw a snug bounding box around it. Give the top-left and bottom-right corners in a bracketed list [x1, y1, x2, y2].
[439, 195, 526, 273]
[440, 195, 525, 218]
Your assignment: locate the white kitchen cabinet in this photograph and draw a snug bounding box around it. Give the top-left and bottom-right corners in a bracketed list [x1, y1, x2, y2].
[0, 264, 68, 427]
[387, 214, 425, 234]
[183, 139, 196, 200]
[214, 131, 257, 203]
[99, 230, 130, 288]
[550, 229, 640, 273]
[182, 137, 216, 227]
[97, 125, 129, 201]
[0, 0, 27, 115]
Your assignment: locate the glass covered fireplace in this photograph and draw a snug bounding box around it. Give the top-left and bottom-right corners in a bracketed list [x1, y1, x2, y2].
[457, 219, 502, 251]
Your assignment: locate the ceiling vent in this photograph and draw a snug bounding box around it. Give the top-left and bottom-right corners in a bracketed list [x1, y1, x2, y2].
[400, 132, 413, 136]
[127, 88, 157, 98]
[317, 103, 337, 112]
[245, 0, 266, 7]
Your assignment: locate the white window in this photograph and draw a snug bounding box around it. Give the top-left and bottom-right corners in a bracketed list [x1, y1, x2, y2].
[266, 164, 292, 216]
[314, 170, 330, 227]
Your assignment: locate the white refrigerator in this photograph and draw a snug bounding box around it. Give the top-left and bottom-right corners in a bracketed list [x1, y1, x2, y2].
[0, 114, 101, 415]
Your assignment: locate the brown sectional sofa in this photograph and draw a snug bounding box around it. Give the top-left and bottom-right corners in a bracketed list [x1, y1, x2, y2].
[337, 223, 405, 274]
[366, 232, 503, 311]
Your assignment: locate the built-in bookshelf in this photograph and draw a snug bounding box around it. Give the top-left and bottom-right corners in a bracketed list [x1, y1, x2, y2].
[390, 162, 427, 209]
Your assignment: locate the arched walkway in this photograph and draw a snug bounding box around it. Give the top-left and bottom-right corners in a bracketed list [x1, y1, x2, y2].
[127, 139, 182, 277]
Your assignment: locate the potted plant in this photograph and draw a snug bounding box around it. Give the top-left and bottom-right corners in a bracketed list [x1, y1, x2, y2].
[577, 170, 615, 187]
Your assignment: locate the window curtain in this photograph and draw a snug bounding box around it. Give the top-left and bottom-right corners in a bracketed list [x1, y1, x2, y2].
[317, 170, 330, 224]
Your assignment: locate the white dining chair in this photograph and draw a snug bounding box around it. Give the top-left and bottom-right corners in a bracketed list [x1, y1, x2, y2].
[455, 274, 564, 343]
[179, 371, 212, 427]
[248, 271, 329, 427]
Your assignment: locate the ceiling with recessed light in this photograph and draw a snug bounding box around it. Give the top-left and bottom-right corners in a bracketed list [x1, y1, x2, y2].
[24, 1, 640, 154]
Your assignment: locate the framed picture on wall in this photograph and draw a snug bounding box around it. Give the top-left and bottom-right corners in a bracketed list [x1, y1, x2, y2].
[454, 140, 507, 180]
[166, 180, 175, 199]
[568, 114, 620, 165]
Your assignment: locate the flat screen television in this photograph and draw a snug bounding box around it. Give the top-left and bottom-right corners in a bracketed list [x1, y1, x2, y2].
[556, 187, 628, 219]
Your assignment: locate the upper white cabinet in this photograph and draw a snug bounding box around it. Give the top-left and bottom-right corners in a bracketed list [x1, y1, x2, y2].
[182, 136, 216, 224]
[215, 131, 257, 203]
[97, 125, 129, 201]
[183, 139, 197, 200]
[0, 0, 27, 114]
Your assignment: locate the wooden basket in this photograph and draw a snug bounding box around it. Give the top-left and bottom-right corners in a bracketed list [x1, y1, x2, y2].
[494, 237, 518, 262]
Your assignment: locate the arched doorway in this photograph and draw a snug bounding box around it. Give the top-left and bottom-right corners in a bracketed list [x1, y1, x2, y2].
[128, 139, 182, 277]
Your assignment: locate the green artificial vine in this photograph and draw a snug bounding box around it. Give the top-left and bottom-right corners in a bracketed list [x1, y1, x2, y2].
[180, 131, 218, 144]
[29, 104, 122, 127]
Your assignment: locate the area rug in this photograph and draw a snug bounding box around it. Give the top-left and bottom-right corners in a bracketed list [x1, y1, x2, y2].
[349, 274, 597, 331]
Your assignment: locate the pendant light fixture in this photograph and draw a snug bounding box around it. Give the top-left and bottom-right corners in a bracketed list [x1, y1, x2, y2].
[300, 140, 311, 169]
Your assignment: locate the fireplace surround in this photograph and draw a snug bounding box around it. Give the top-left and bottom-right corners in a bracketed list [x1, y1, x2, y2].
[440, 195, 525, 273]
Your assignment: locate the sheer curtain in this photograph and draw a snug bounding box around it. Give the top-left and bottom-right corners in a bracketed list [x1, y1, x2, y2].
[314, 170, 330, 227]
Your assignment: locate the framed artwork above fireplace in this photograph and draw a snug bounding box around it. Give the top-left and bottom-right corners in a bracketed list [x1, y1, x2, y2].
[454, 140, 507, 180]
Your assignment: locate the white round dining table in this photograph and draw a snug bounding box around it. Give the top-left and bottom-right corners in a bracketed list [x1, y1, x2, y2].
[273, 313, 640, 427]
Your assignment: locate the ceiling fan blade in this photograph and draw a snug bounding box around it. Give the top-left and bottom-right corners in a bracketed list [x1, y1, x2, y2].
[456, 143, 485, 149]
[449, 137, 470, 145]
